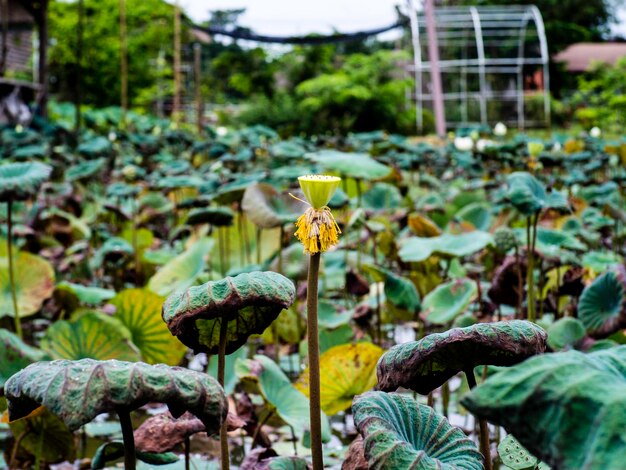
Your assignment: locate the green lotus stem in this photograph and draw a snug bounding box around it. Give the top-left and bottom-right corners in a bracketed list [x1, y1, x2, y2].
[375, 281, 382, 345]
[256, 227, 262, 265]
[526, 217, 535, 322]
[217, 317, 230, 470]
[355, 178, 362, 209]
[466, 369, 492, 470]
[278, 225, 284, 274]
[306, 252, 324, 470]
[514, 245, 523, 319]
[237, 209, 245, 266]
[6, 199, 21, 339]
[442, 381, 450, 418]
[218, 227, 226, 276]
[117, 408, 136, 470]
[224, 226, 230, 273]
[526, 213, 540, 322]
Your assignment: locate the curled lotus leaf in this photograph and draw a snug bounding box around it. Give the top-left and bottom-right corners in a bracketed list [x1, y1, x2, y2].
[134, 412, 205, 453]
[578, 268, 626, 338]
[377, 320, 547, 394]
[162, 271, 295, 354]
[352, 391, 483, 470]
[5, 358, 227, 435]
[461, 347, 626, 470]
[0, 162, 52, 201]
[0, 328, 50, 388]
[241, 182, 303, 229]
[187, 206, 235, 227]
[505, 172, 570, 216]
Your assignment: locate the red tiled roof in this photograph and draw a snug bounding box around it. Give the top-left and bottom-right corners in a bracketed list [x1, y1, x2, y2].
[554, 42, 626, 72]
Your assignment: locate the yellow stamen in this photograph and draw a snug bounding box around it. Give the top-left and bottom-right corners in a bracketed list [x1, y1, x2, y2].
[294, 206, 341, 254]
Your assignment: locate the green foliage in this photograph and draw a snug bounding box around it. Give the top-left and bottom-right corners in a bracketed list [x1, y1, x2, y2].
[462, 347, 626, 470]
[49, 0, 185, 108]
[239, 51, 417, 135]
[570, 58, 626, 132]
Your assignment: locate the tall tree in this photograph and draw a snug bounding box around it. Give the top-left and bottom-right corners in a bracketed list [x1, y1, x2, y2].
[48, 0, 186, 109]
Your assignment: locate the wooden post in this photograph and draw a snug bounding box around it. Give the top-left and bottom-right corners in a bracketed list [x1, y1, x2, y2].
[424, 0, 446, 136]
[38, 0, 49, 117]
[0, 0, 8, 76]
[119, 0, 128, 125]
[194, 43, 202, 134]
[173, 1, 181, 123]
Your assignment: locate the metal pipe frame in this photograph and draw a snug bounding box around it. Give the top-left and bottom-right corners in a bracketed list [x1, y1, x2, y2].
[406, 4, 551, 131]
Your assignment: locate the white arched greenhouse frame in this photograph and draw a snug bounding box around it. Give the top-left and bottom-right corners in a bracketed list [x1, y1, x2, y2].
[405, 2, 550, 132]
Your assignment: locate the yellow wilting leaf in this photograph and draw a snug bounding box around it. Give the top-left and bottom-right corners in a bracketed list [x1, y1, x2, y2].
[295, 342, 383, 415]
[407, 213, 442, 237]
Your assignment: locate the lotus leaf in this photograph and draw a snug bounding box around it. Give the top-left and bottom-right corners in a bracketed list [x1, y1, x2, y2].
[162, 271, 295, 354]
[454, 202, 492, 231]
[5, 359, 227, 435]
[377, 320, 547, 394]
[0, 162, 52, 201]
[422, 278, 477, 325]
[9, 406, 76, 464]
[110, 289, 188, 365]
[461, 347, 626, 470]
[148, 238, 214, 297]
[241, 182, 302, 229]
[55, 281, 115, 306]
[0, 328, 50, 387]
[407, 213, 442, 237]
[0, 250, 55, 318]
[306, 150, 391, 180]
[236, 354, 331, 442]
[77, 136, 112, 157]
[399, 232, 493, 263]
[41, 311, 140, 361]
[578, 269, 626, 338]
[352, 391, 483, 469]
[546, 317, 586, 351]
[295, 342, 383, 415]
[581, 251, 623, 273]
[258, 456, 310, 470]
[65, 158, 107, 182]
[505, 172, 570, 216]
[91, 441, 179, 468]
[362, 183, 403, 212]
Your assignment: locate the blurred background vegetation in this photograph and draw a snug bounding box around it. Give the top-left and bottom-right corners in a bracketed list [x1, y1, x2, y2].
[46, 0, 626, 136]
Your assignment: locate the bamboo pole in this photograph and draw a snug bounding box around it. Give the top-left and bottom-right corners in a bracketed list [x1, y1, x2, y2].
[119, 0, 128, 125]
[173, 1, 181, 123]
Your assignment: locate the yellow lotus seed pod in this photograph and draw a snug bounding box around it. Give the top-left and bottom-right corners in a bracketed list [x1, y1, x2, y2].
[297, 175, 341, 210]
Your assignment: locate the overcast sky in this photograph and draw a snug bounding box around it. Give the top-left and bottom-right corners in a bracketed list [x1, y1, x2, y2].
[174, 0, 626, 38]
[177, 0, 402, 35]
